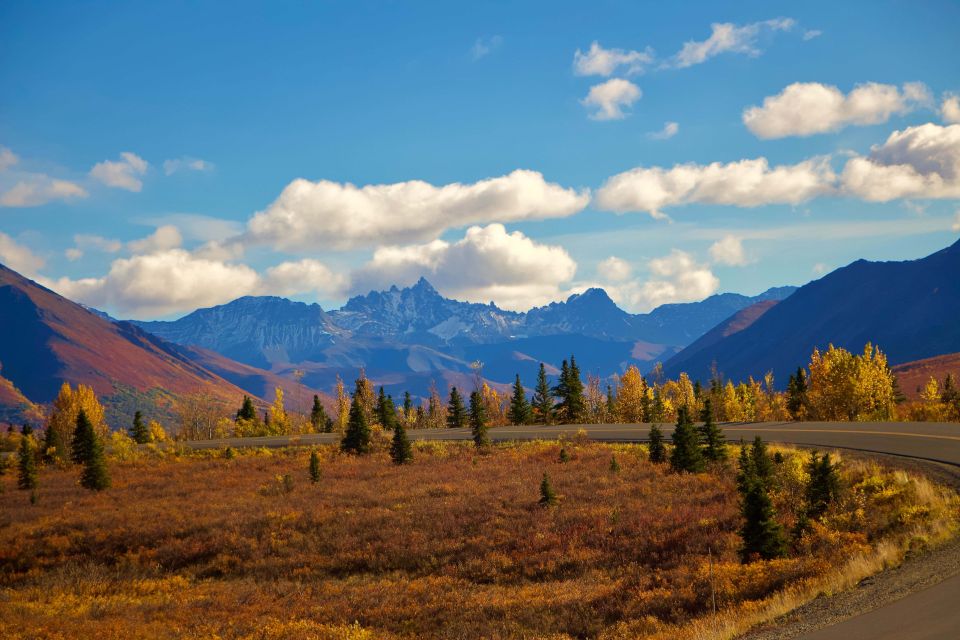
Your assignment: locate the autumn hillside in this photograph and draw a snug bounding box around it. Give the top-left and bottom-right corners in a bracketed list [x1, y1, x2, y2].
[892, 352, 960, 398]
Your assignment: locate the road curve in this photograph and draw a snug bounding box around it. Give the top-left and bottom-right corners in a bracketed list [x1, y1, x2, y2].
[183, 421, 960, 639]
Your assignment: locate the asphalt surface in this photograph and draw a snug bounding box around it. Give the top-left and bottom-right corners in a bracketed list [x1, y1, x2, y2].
[184, 421, 960, 639]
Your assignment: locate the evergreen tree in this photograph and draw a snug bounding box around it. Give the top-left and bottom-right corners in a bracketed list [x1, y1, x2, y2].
[130, 410, 150, 444]
[78, 420, 110, 491]
[804, 451, 840, 520]
[566, 356, 586, 422]
[736, 440, 753, 493]
[309, 450, 321, 483]
[376, 387, 398, 430]
[390, 420, 413, 464]
[739, 479, 787, 561]
[310, 395, 332, 433]
[539, 472, 557, 506]
[17, 432, 38, 490]
[609, 455, 621, 473]
[670, 407, 704, 473]
[403, 391, 413, 422]
[559, 447, 570, 463]
[552, 359, 570, 420]
[71, 409, 94, 465]
[699, 399, 727, 462]
[639, 378, 651, 423]
[786, 367, 808, 420]
[446, 387, 467, 428]
[42, 424, 68, 463]
[236, 395, 257, 422]
[507, 374, 532, 425]
[532, 363, 554, 425]
[750, 436, 774, 485]
[469, 390, 489, 448]
[651, 388, 665, 422]
[648, 424, 667, 463]
[341, 380, 372, 454]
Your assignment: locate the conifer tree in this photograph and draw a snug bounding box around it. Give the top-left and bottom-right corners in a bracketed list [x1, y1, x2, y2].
[71, 409, 94, 465]
[130, 410, 150, 444]
[41, 424, 68, 463]
[739, 478, 787, 561]
[390, 419, 413, 464]
[804, 451, 840, 520]
[507, 375, 532, 425]
[469, 390, 489, 448]
[310, 395, 332, 433]
[559, 447, 570, 463]
[736, 440, 754, 494]
[639, 379, 651, 423]
[539, 472, 557, 506]
[566, 356, 586, 422]
[609, 455, 621, 473]
[376, 387, 398, 430]
[532, 363, 554, 425]
[341, 380, 372, 454]
[309, 450, 321, 483]
[750, 436, 774, 485]
[670, 407, 704, 473]
[402, 391, 413, 423]
[236, 395, 257, 422]
[786, 367, 808, 420]
[552, 359, 570, 421]
[699, 399, 727, 462]
[446, 387, 467, 428]
[78, 420, 110, 491]
[17, 432, 38, 491]
[651, 388, 665, 422]
[648, 424, 667, 463]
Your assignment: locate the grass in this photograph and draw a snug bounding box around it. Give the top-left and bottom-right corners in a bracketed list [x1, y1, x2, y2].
[0, 438, 956, 639]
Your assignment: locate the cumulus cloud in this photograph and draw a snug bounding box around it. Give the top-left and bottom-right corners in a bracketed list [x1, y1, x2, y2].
[65, 234, 123, 260]
[246, 169, 589, 251]
[127, 225, 183, 254]
[744, 82, 932, 139]
[840, 123, 960, 201]
[709, 235, 748, 266]
[648, 121, 679, 140]
[89, 152, 148, 191]
[573, 41, 654, 77]
[471, 35, 503, 60]
[942, 94, 960, 124]
[595, 156, 835, 218]
[0, 146, 18, 172]
[0, 177, 88, 207]
[163, 157, 214, 175]
[0, 232, 45, 276]
[671, 18, 795, 68]
[597, 256, 632, 282]
[264, 259, 348, 298]
[581, 78, 641, 120]
[601, 250, 719, 312]
[351, 223, 577, 310]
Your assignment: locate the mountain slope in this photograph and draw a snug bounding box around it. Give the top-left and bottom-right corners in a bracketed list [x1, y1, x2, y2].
[0, 264, 257, 425]
[663, 240, 960, 385]
[891, 352, 960, 398]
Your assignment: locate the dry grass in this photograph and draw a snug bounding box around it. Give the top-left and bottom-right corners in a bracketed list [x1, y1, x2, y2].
[0, 440, 955, 639]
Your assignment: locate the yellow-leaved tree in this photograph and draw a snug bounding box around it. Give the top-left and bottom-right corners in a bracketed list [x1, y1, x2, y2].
[807, 344, 895, 421]
[616, 365, 648, 423]
[47, 382, 107, 452]
[335, 375, 349, 433]
[267, 387, 290, 435]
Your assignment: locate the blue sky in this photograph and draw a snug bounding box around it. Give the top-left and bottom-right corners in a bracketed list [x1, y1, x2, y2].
[1, 0, 958, 319]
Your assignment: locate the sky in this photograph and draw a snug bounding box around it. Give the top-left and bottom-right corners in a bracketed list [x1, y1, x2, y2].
[1, 0, 959, 320]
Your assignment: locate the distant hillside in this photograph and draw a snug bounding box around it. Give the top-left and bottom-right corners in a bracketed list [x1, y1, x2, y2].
[892, 352, 960, 399]
[663, 240, 960, 385]
[0, 264, 276, 426]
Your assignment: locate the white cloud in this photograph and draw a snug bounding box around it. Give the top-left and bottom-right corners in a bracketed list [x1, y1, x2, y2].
[89, 152, 148, 192]
[140, 213, 243, 243]
[264, 259, 348, 298]
[0, 146, 18, 172]
[163, 157, 214, 175]
[127, 225, 183, 254]
[246, 169, 589, 251]
[597, 256, 632, 282]
[351, 223, 577, 310]
[0, 232, 45, 276]
[602, 250, 719, 312]
[573, 41, 654, 77]
[471, 35, 503, 60]
[952, 210, 960, 232]
[812, 262, 829, 275]
[744, 82, 932, 139]
[671, 18, 795, 68]
[942, 94, 960, 124]
[803, 29, 823, 41]
[709, 234, 748, 266]
[648, 121, 679, 140]
[65, 234, 123, 260]
[581, 78, 641, 120]
[0, 177, 88, 207]
[596, 156, 835, 218]
[840, 123, 960, 201]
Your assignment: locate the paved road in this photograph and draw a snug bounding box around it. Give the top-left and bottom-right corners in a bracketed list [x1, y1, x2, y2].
[184, 421, 960, 639]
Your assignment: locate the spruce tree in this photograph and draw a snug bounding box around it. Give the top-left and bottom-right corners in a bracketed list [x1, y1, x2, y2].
[71, 409, 94, 465]
[750, 436, 774, 485]
[507, 375, 532, 425]
[310, 395, 331, 433]
[699, 399, 727, 462]
[469, 390, 489, 448]
[237, 395, 257, 421]
[539, 472, 557, 506]
[609, 455, 621, 473]
[403, 391, 413, 422]
[639, 378, 651, 423]
[341, 381, 372, 454]
[42, 424, 68, 463]
[17, 433, 38, 491]
[309, 450, 321, 483]
[651, 389, 665, 422]
[566, 356, 586, 422]
[804, 451, 840, 520]
[532, 363, 554, 425]
[735, 440, 754, 494]
[552, 360, 570, 421]
[446, 387, 467, 428]
[648, 424, 667, 463]
[79, 423, 110, 491]
[786, 367, 807, 420]
[376, 387, 398, 430]
[670, 407, 704, 473]
[558, 447, 570, 463]
[130, 410, 150, 444]
[390, 420, 413, 464]
[739, 479, 787, 561]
